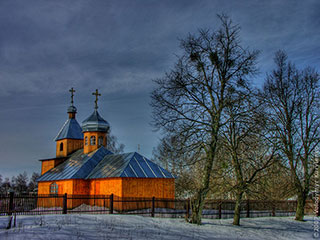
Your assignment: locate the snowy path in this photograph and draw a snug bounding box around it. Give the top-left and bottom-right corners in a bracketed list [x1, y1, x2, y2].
[0, 214, 314, 240]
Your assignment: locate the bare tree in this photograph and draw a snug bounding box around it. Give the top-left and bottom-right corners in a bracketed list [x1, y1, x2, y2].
[250, 159, 295, 200]
[152, 134, 204, 199]
[151, 14, 259, 224]
[0, 175, 3, 194]
[1, 177, 11, 194]
[220, 90, 276, 225]
[262, 50, 320, 221]
[28, 172, 40, 194]
[107, 133, 125, 154]
[152, 135, 184, 176]
[12, 172, 28, 194]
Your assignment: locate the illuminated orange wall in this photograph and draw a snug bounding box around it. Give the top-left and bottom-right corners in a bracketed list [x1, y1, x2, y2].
[41, 158, 66, 175]
[56, 139, 83, 157]
[83, 132, 106, 154]
[73, 179, 90, 195]
[41, 161, 55, 175]
[89, 178, 122, 196]
[122, 178, 175, 199]
[38, 179, 90, 195]
[89, 178, 175, 199]
[38, 180, 74, 195]
[38, 178, 175, 209]
[39, 178, 174, 198]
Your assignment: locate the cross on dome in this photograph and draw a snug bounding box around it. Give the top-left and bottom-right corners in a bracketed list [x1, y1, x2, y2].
[69, 87, 76, 106]
[92, 89, 101, 110]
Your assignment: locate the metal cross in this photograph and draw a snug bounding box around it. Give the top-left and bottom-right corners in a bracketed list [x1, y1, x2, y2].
[69, 87, 75, 105]
[92, 89, 101, 109]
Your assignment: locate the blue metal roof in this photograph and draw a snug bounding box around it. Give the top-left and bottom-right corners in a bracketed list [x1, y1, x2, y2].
[37, 147, 113, 181]
[55, 118, 83, 141]
[82, 109, 110, 132]
[37, 149, 174, 182]
[86, 152, 174, 179]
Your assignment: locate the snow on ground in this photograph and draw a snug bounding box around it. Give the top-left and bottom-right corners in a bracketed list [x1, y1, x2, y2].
[0, 214, 315, 240]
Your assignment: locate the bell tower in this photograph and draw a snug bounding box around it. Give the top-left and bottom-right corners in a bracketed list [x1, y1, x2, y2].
[55, 88, 84, 157]
[82, 89, 109, 154]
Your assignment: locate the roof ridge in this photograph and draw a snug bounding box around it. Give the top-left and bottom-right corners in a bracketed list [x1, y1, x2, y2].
[54, 119, 70, 141]
[55, 117, 83, 141]
[72, 147, 111, 179]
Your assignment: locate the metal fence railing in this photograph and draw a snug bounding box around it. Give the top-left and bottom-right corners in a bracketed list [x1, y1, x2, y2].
[0, 193, 315, 218]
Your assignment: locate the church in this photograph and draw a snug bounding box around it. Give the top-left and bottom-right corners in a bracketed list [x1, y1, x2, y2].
[37, 88, 175, 203]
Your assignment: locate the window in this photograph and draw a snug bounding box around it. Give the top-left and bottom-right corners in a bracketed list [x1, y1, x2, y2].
[50, 183, 58, 194]
[90, 136, 96, 145]
[60, 142, 63, 151]
[85, 136, 88, 145]
[98, 136, 103, 146]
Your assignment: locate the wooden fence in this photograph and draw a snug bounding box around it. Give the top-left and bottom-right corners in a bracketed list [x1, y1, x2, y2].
[0, 193, 317, 218]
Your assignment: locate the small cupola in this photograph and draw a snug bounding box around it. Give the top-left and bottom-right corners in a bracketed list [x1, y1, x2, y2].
[55, 88, 84, 157]
[82, 89, 109, 154]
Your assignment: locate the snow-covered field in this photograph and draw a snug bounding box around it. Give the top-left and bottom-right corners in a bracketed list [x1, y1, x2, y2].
[0, 214, 315, 240]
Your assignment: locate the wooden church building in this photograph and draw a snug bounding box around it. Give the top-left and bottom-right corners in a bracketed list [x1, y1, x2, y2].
[37, 89, 175, 203]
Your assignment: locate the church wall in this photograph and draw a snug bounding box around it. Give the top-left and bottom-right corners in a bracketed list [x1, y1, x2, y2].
[89, 178, 122, 209]
[56, 139, 83, 157]
[121, 178, 175, 199]
[72, 179, 90, 195]
[40, 158, 66, 175]
[83, 132, 106, 154]
[38, 177, 174, 210]
[89, 178, 122, 197]
[41, 161, 55, 175]
[38, 180, 74, 208]
[38, 180, 74, 195]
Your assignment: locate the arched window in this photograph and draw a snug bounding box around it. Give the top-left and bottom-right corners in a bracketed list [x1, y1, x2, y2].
[98, 136, 103, 146]
[60, 142, 63, 151]
[50, 182, 58, 194]
[90, 136, 96, 145]
[85, 136, 88, 145]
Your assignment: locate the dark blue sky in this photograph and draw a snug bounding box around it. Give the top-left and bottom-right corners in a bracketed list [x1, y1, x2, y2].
[0, 0, 319, 178]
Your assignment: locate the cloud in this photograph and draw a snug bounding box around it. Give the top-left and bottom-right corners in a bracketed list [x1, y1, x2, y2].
[0, 1, 318, 96]
[0, 0, 319, 177]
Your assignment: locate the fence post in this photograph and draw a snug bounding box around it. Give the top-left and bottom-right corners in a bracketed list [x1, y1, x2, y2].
[151, 197, 155, 217]
[110, 194, 113, 214]
[8, 191, 14, 216]
[218, 201, 222, 219]
[272, 202, 276, 217]
[246, 199, 250, 218]
[63, 193, 67, 214]
[185, 198, 190, 219]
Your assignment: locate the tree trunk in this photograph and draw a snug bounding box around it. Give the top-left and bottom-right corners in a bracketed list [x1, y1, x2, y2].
[233, 191, 244, 225]
[189, 144, 216, 225]
[190, 190, 206, 224]
[295, 192, 306, 221]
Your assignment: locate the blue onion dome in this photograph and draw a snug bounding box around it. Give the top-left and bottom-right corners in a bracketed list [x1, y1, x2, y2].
[81, 109, 110, 132]
[67, 105, 77, 113]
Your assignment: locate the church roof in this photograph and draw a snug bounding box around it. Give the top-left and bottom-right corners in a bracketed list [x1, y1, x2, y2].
[37, 147, 112, 181]
[55, 118, 84, 141]
[81, 109, 110, 132]
[87, 152, 174, 179]
[37, 147, 174, 182]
